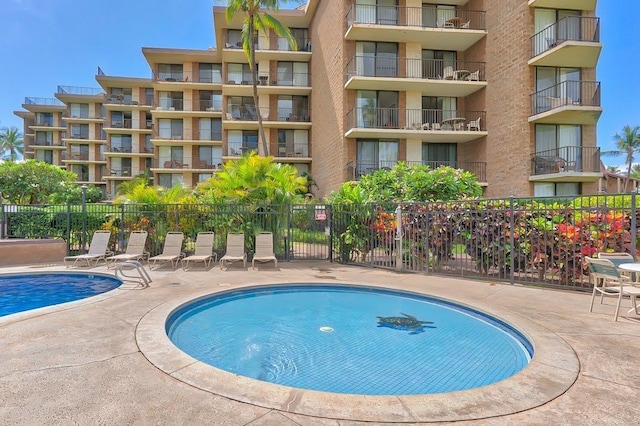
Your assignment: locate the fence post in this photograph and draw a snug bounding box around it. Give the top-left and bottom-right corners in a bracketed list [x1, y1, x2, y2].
[285, 204, 291, 262]
[632, 192, 637, 261]
[395, 205, 402, 272]
[0, 198, 4, 239]
[509, 196, 515, 285]
[327, 204, 333, 263]
[120, 204, 126, 251]
[81, 185, 88, 254]
[66, 202, 72, 255]
[424, 202, 430, 275]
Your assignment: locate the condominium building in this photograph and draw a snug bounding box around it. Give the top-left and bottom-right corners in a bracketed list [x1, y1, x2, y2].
[15, 0, 602, 199]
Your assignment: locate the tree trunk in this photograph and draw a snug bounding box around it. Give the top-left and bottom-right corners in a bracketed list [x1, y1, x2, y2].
[249, 15, 269, 157]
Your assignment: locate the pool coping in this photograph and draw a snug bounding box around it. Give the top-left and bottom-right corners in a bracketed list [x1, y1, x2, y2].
[136, 281, 579, 423]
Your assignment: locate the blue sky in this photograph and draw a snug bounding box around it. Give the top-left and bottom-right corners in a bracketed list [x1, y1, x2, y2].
[0, 0, 635, 166]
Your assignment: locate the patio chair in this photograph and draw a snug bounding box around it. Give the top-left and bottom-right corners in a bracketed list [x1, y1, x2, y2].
[149, 232, 184, 270]
[252, 232, 278, 270]
[106, 231, 149, 267]
[467, 70, 480, 81]
[467, 117, 481, 131]
[181, 232, 217, 270]
[442, 66, 455, 80]
[64, 230, 112, 267]
[220, 233, 247, 270]
[585, 257, 640, 321]
[597, 252, 637, 282]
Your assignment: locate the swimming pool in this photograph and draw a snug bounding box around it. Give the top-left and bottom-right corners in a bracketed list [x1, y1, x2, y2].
[0, 273, 122, 317]
[167, 284, 532, 395]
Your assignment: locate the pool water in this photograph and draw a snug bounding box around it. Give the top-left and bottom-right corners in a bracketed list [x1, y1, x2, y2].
[0, 273, 122, 317]
[167, 285, 532, 395]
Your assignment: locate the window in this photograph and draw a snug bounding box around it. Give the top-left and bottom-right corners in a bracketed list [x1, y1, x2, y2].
[35, 112, 53, 126]
[227, 130, 258, 154]
[534, 182, 580, 197]
[158, 91, 183, 110]
[158, 119, 183, 139]
[199, 63, 222, 83]
[110, 87, 132, 104]
[111, 135, 132, 152]
[158, 173, 184, 188]
[355, 1, 398, 25]
[356, 139, 398, 176]
[144, 135, 153, 153]
[277, 96, 309, 121]
[422, 4, 455, 28]
[355, 42, 398, 77]
[422, 143, 456, 164]
[277, 62, 309, 86]
[70, 145, 89, 160]
[198, 173, 213, 182]
[277, 129, 309, 157]
[422, 96, 457, 125]
[534, 9, 581, 55]
[69, 103, 89, 118]
[158, 64, 183, 81]
[158, 146, 184, 166]
[71, 164, 89, 181]
[145, 88, 154, 106]
[199, 118, 222, 140]
[198, 146, 222, 167]
[278, 28, 309, 51]
[227, 63, 254, 84]
[227, 96, 256, 120]
[35, 131, 53, 145]
[534, 66, 581, 113]
[70, 124, 89, 139]
[198, 91, 222, 111]
[356, 90, 398, 128]
[535, 124, 582, 170]
[111, 157, 132, 175]
[36, 150, 53, 163]
[422, 50, 456, 79]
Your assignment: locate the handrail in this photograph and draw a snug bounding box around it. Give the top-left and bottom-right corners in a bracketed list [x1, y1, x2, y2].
[346, 56, 485, 81]
[531, 16, 600, 58]
[346, 4, 486, 30]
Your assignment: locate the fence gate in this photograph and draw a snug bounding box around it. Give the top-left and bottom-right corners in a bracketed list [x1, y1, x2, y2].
[287, 204, 330, 260]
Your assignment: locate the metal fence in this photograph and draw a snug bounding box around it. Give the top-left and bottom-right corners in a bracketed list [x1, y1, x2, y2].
[2, 195, 638, 291]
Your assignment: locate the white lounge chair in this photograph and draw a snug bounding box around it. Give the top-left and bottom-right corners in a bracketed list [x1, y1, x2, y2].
[467, 117, 481, 131]
[442, 66, 455, 80]
[252, 232, 278, 270]
[585, 257, 640, 321]
[106, 231, 148, 266]
[149, 232, 184, 270]
[220, 233, 247, 270]
[182, 232, 217, 270]
[64, 230, 112, 267]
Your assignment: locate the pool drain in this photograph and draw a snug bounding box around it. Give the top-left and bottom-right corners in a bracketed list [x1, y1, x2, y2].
[319, 326, 333, 332]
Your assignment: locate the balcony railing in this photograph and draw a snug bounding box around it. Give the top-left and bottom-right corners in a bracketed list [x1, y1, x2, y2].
[276, 108, 311, 122]
[225, 75, 255, 85]
[143, 146, 154, 153]
[347, 160, 486, 181]
[347, 108, 486, 131]
[346, 57, 485, 81]
[226, 104, 258, 121]
[24, 97, 64, 106]
[145, 119, 154, 129]
[153, 130, 183, 140]
[224, 34, 311, 52]
[160, 159, 188, 169]
[196, 130, 223, 141]
[192, 158, 223, 169]
[69, 133, 90, 139]
[346, 4, 486, 31]
[276, 143, 309, 157]
[33, 140, 53, 146]
[109, 119, 133, 129]
[57, 86, 105, 96]
[154, 98, 184, 111]
[531, 80, 601, 115]
[531, 16, 600, 58]
[110, 145, 132, 153]
[195, 99, 223, 112]
[531, 146, 600, 175]
[69, 153, 90, 161]
[273, 72, 311, 87]
[228, 143, 258, 156]
[110, 168, 132, 177]
[34, 119, 54, 126]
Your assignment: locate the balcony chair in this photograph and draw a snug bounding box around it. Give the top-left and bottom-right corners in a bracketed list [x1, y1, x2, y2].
[467, 117, 481, 131]
[461, 21, 470, 29]
[442, 66, 455, 80]
[467, 70, 480, 81]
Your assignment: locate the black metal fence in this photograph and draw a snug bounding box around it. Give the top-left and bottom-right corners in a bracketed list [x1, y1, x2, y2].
[2, 195, 638, 292]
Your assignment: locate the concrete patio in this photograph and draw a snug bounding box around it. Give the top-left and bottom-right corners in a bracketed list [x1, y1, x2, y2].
[1, 261, 639, 425]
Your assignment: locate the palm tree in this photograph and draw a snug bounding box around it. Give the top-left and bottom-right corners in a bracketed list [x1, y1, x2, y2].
[225, 0, 298, 156]
[0, 126, 24, 162]
[630, 164, 640, 180]
[603, 125, 640, 192]
[606, 165, 621, 174]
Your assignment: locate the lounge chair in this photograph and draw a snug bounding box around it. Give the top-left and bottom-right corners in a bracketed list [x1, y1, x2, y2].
[220, 233, 247, 270]
[64, 230, 112, 267]
[106, 231, 149, 267]
[181, 232, 217, 270]
[252, 232, 278, 270]
[149, 232, 184, 270]
[585, 257, 640, 321]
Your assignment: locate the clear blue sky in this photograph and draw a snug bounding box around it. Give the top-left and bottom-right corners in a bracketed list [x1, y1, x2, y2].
[0, 0, 635, 166]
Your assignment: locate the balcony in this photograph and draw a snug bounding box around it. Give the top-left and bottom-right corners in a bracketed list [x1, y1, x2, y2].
[109, 168, 132, 177]
[529, 16, 601, 68]
[57, 86, 105, 96]
[109, 145, 132, 153]
[151, 131, 183, 141]
[528, 0, 597, 12]
[346, 107, 487, 143]
[191, 158, 223, 170]
[152, 71, 221, 89]
[529, 81, 602, 125]
[227, 143, 258, 157]
[68, 153, 90, 161]
[530, 146, 601, 183]
[345, 4, 486, 51]
[108, 119, 133, 129]
[154, 98, 184, 112]
[225, 104, 259, 122]
[22, 97, 65, 112]
[194, 99, 223, 113]
[223, 34, 312, 62]
[347, 160, 487, 182]
[345, 57, 485, 96]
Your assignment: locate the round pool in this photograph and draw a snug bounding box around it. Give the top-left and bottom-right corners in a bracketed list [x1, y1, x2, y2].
[0, 273, 122, 317]
[167, 284, 532, 395]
